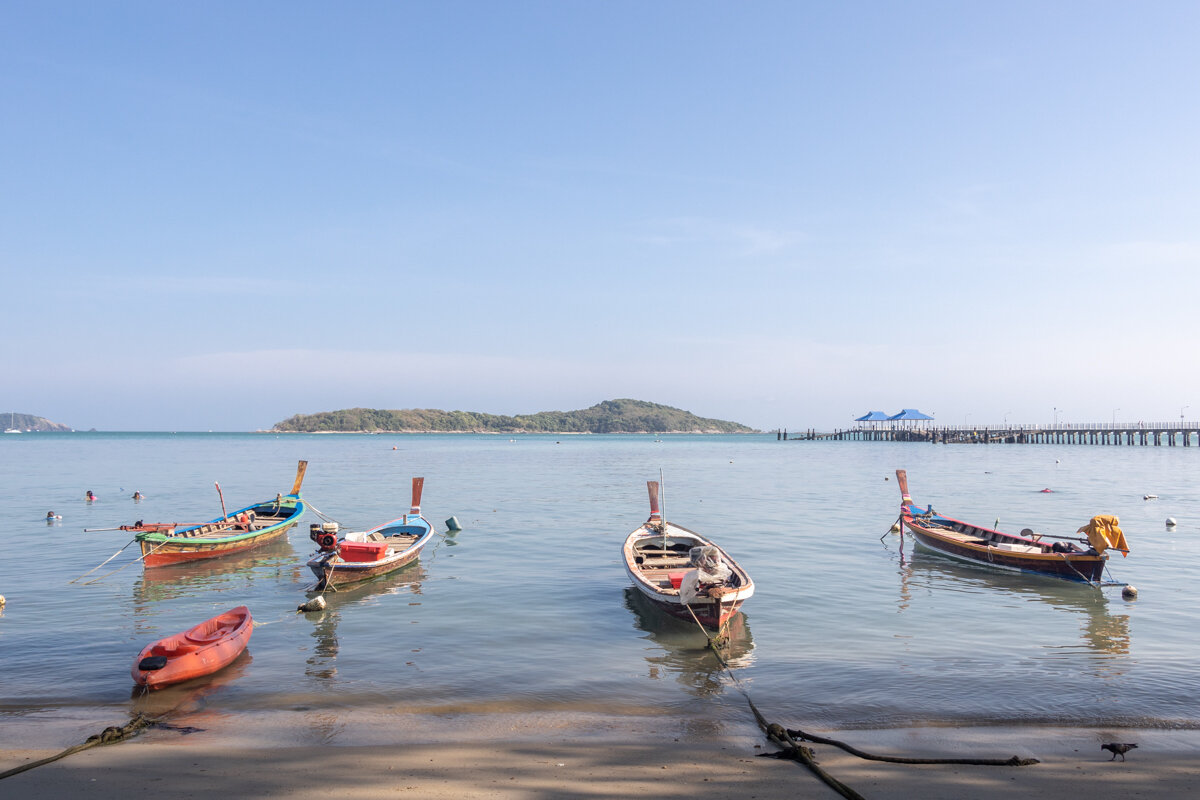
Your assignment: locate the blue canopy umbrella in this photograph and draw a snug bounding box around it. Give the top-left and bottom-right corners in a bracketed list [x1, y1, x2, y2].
[889, 409, 935, 429]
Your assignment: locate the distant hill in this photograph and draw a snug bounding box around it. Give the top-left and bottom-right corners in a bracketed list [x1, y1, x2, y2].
[3, 412, 71, 432]
[272, 399, 757, 434]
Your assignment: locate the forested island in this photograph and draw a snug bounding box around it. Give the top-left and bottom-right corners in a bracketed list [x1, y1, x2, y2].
[272, 399, 757, 434]
[3, 412, 71, 432]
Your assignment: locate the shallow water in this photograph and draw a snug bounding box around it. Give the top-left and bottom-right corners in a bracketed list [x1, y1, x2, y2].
[2, 433, 1198, 746]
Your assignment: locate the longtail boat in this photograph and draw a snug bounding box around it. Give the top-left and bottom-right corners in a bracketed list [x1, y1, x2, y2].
[306, 477, 434, 591]
[132, 606, 252, 689]
[623, 480, 754, 631]
[896, 469, 1129, 584]
[131, 461, 308, 567]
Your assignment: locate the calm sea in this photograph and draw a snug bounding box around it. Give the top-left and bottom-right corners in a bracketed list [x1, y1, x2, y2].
[2, 433, 1198, 747]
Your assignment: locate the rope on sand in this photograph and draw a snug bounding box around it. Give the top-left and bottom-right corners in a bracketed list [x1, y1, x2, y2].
[0, 713, 158, 781]
[683, 609, 1039, 800]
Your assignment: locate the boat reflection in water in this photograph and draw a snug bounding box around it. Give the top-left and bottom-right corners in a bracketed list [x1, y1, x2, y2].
[623, 586, 755, 698]
[130, 649, 254, 727]
[302, 563, 428, 684]
[132, 538, 300, 616]
[896, 551, 1131, 657]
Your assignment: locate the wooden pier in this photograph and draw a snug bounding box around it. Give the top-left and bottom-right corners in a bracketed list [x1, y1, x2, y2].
[777, 423, 1200, 446]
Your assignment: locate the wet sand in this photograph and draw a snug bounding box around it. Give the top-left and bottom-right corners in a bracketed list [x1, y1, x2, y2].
[4, 721, 1198, 799]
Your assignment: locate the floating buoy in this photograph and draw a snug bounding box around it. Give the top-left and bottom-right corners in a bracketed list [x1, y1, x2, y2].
[1040, 488, 1053, 493]
[1122, 585, 1139, 600]
[445, 516, 462, 532]
[1166, 518, 1177, 528]
[297, 596, 326, 612]
[1144, 494, 1158, 500]
[0, 595, 6, 607]
[890, 521, 901, 533]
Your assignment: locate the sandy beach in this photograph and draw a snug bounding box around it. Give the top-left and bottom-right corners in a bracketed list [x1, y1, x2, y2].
[4, 720, 1198, 799]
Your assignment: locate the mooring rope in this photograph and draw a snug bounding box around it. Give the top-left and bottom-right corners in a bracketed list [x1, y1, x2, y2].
[0, 712, 166, 781]
[68, 538, 136, 584]
[682, 600, 1039, 799]
[80, 538, 172, 586]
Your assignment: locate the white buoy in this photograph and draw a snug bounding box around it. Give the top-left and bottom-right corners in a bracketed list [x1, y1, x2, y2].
[445, 516, 462, 532]
[890, 521, 901, 533]
[0, 595, 6, 607]
[1166, 518, 1178, 528]
[1122, 585, 1139, 600]
[297, 595, 326, 612]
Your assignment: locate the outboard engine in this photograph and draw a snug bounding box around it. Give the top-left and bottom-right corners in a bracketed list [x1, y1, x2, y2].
[309, 522, 340, 552]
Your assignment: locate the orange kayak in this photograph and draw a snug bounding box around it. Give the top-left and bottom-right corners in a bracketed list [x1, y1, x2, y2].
[132, 606, 253, 689]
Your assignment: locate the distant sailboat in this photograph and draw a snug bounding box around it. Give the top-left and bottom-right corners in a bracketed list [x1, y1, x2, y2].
[4, 412, 20, 434]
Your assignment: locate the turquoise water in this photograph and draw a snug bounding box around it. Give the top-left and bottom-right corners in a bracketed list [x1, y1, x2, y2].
[2, 433, 1199, 746]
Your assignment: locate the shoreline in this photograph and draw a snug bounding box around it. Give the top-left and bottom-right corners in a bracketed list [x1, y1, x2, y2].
[4, 720, 1198, 799]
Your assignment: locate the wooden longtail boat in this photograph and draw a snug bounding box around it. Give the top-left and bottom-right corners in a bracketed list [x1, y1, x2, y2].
[623, 481, 754, 630]
[131, 606, 252, 689]
[306, 477, 434, 591]
[133, 461, 308, 568]
[896, 469, 1129, 585]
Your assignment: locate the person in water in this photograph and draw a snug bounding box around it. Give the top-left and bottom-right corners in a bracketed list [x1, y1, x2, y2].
[46, 511, 58, 520]
[132, 491, 143, 501]
[85, 490, 96, 501]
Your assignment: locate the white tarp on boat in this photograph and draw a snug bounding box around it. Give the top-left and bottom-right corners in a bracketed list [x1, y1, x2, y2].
[679, 545, 732, 605]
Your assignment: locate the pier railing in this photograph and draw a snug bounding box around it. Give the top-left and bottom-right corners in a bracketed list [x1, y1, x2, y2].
[776, 422, 1199, 446]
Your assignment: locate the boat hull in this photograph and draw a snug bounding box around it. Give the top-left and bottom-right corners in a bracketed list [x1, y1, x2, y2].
[903, 517, 1107, 583]
[139, 521, 298, 567]
[623, 521, 754, 631]
[308, 547, 424, 590]
[131, 606, 252, 689]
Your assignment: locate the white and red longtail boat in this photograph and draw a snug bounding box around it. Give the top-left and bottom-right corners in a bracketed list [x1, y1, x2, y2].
[622, 480, 754, 630]
[305, 477, 434, 592]
[896, 469, 1128, 585]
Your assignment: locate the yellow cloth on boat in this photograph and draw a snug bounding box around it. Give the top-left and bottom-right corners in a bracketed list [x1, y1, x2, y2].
[1077, 515, 1129, 557]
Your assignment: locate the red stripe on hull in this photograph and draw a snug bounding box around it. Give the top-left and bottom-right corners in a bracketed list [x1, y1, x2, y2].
[140, 525, 295, 567]
[309, 550, 422, 590]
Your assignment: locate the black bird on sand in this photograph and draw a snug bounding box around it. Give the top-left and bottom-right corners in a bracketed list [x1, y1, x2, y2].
[1101, 742, 1138, 761]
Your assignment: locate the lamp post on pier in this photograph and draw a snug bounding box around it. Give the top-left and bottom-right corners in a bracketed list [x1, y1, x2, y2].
[1112, 408, 1120, 425]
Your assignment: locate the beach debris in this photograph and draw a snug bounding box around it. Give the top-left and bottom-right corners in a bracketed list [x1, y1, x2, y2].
[1101, 742, 1137, 761]
[1122, 585, 1139, 600]
[297, 596, 326, 612]
[1166, 518, 1177, 528]
[1144, 494, 1158, 500]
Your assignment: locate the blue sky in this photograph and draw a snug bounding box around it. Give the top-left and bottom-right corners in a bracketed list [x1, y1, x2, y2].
[3, 2, 1199, 431]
